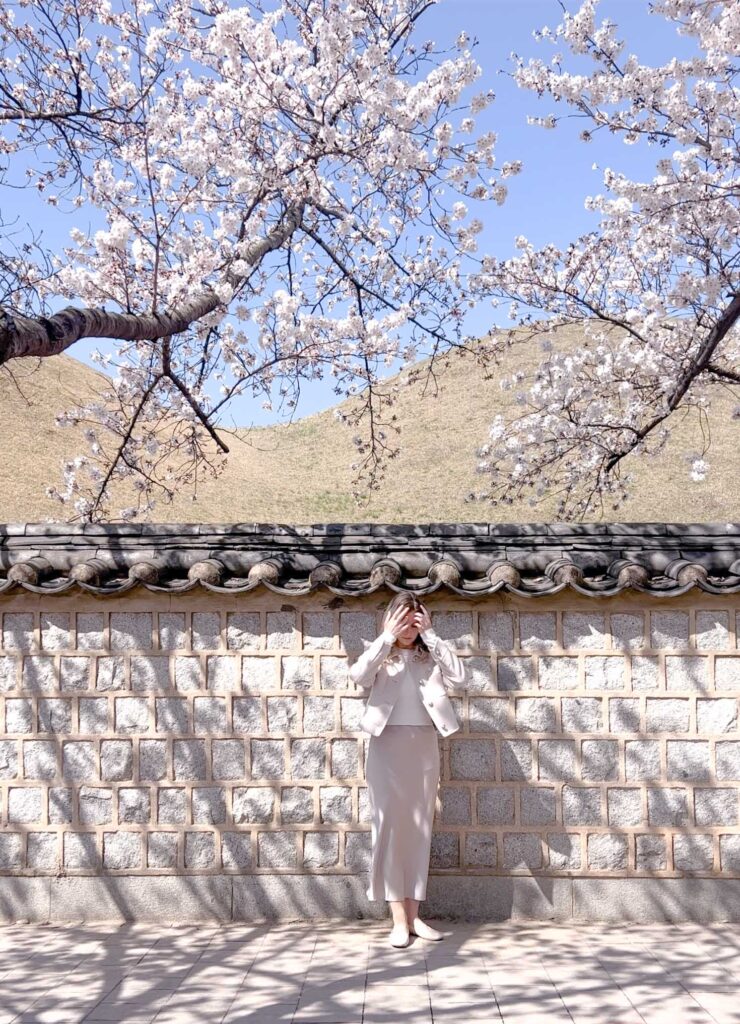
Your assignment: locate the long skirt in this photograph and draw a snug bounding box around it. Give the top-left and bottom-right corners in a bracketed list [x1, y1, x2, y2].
[364, 723, 440, 901]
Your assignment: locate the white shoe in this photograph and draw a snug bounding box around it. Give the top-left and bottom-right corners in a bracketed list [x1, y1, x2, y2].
[410, 917, 444, 941]
[389, 922, 410, 948]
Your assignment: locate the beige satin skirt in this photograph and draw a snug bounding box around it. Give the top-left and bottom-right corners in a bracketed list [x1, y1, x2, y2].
[364, 723, 440, 901]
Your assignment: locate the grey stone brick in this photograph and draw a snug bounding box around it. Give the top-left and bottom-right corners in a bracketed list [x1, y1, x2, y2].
[636, 834, 667, 871]
[40, 612, 71, 651]
[320, 786, 352, 823]
[697, 698, 737, 734]
[580, 740, 619, 782]
[496, 657, 534, 692]
[59, 657, 91, 692]
[0, 740, 18, 778]
[520, 787, 556, 825]
[562, 697, 603, 733]
[79, 786, 113, 825]
[450, 739, 495, 780]
[258, 830, 297, 867]
[251, 739, 285, 779]
[185, 831, 216, 868]
[503, 833, 542, 869]
[118, 787, 150, 824]
[625, 740, 662, 781]
[465, 833, 497, 867]
[562, 786, 602, 826]
[469, 696, 509, 734]
[666, 656, 709, 692]
[48, 787, 73, 824]
[610, 614, 644, 652]
[148, 832, 178, 868]
[221, 833, 253, 869]
[478, 612, 514, 652]
[27, 832, 58, 870]
[233, 787, 275, 824]
[266, 611, 296, 650]
[695, 611, 730, 651]
[331, 739, 358, 778]
[515, 697, 556, 734]
[674, 833, 713, 872]
[716, 658, 740, 691]
[646, 698, 689, 733]
[695, 788, 738, 826]
[281, 786, 314, 824]
[608, 698, 640, 733]
[226, 612, 261, 651]
[101, 739, 133, 782]
[79, 698, 109, 734]
[174, 657, 202, 692]
[7, 787, 43, 823]
[651, 611, 689, 650]
[339, 612, 376, 654]
[0, 834, 22, 869]
[76, 613, 104, 651]
[102, 829, 145, 874]
[585, 657, 625, 691]
[430, 832, 459, 868]
[155, 697, 189, 734]
[563, 613, 607, 651]
[587, 833, 628, 870]
[22, 656, 55, 693]
[319, 656, 349, 691]
[173, 739, 206, 780]
[115, 697, 149, 734]
[344, 831, 371, 871]
[5, 699, 32, 734]
[192, 612, 221, 651]
[546, 833, 581, 870]
[281, 656, 314, 691]
[540, 657, 578, 690]
[519, 613, 556, 652]
[462, 657, 494, 693]
[212, 740, 245, 780]
[38, 698, 71, 734]
[62, 741, 96, 781]
[3, 613, 34, 651]
[139, 739, 167, 781]
[539, 739, 577, 781]
[302, 612, 334, 650]
[242, 656, 278, 693]
[631, 656, 660, 691]
[233, 696, 262, 733]
[287, 736, 324, 779]
[266, 696, 298, 733]
[193, 786, 227, 824]
[158, 788, 188, 824]
[358, 786, 371, 823]
[304, 696, 335, 733]
[500, 739, 532, 781]
[110, 612, 152, 651]
[647, 787, 689, 826]
[158, 612, 186, 651]
[207, 656, 239, 693]
[131, 656, 170, 693]
[95, 657, 126, 692]
[477, 786, 514, 825]
[440, 786, 472, 826]
[303, 832, 339, 868]
[63, 833, 100, 869]
[339, 697, 364, 732]
[666, 740, 711, 781]
[607, 788, 643, 826]
[193, 696, 227, 734]
[719, 835, 740, 872]
[432, 612, 473, 650]
[0, 657, 17, 692]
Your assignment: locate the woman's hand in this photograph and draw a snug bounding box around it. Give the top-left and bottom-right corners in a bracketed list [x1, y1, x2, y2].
[385, 604, 412, 638]
[414, 604, 432, 633]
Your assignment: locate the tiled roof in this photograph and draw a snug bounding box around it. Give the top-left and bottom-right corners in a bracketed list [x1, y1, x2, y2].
[1, 523, 739, 599]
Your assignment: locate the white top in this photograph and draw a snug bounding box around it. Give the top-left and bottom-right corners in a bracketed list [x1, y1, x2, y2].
[383, 630, 435, 726]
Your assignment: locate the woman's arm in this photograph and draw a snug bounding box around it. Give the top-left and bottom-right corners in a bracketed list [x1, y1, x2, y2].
[420, 627, 467, 686]
[348, 628, 396, 691]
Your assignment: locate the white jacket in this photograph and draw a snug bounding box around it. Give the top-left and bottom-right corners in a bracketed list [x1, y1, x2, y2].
[349, 626, 466, 737]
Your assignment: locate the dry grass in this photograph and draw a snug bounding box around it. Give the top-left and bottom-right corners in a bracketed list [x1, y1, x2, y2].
[0, 322, 737, 524]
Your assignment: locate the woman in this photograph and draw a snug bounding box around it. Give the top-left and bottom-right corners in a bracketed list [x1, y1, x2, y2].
[349, 592, 466, 948]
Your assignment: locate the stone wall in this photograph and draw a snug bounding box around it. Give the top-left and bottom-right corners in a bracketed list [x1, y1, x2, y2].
[0, 589, 739, 923]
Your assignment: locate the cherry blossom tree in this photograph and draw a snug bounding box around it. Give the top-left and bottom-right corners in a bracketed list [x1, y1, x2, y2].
[0, 0, 502, 520]
[470, 0, 739, 517]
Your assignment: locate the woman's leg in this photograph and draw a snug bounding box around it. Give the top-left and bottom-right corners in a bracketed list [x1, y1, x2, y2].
[388, 900, 410, 947]
[389, 900, 408, 926]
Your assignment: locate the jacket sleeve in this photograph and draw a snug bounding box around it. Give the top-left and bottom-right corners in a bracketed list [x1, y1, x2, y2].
[420, 627, 467, 687]
[348, 629, 396, 692]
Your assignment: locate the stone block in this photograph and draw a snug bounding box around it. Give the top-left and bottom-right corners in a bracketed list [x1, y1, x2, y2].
[477, 786, 514, 825]
[697, 698, 738, 734]
[281, 656, 314, 691]
[519, 613, 556, 652]
[226, 612, 261, 651]
[585, 657, 625, 691]
[62, 741, 96, 782]
[131, 656, 170, 693]
[625, 740, 662, 781]
[462, 657, 494, 693]
[608, 698, 640, 733]
[110, 612, 152, 651]
[192, 611, 221, 650]
[3, 613, 34, 651]
[250, 739, 285, 779]
[580, 740, 619, 782]
[304, 696, 335, 733]
[719, 836, 740, 872]
[563, 613, 607, 651]
[232, 696, 262, 733]
[79, 786, 113, 825]
[587, 833, 628, 870]
[450, 739, 496, 780]
[48, 787, 73, 824]
[192, 786, 227, 825]
[266, 696, 298, 733]
[515, 697, 556, 733]
[610, 614, 644, 652]
[562, 786, 602, 826]
[430, 832, 459, 868]
[207, 656, 239, 693]
[139, 739, 167, 781]
[7, 787, 43, 823]
[666, 740, 711, 781]
[280, 786, 314, 824]
[193, 696, 227, 734]
[468, 697, 509, 733]
[174, 656, 202, 692]
[114, 697, 149, 734]
[5, 699, 32, 734]
[27, 832, 58, 870]
[666, 656, 709, 692]
[302, 612, 334, 650]
[63, 833, 100, 869]
[496, 657, 533, 692]
[520, 787, 556, 825]
[59, 657, 91, 692]
[650, 611, 689, 650]
[221, 832, 253, 869]
[646, 698, 689, 733]
[695, 787, 738, 826]
[38, 698, 71, 734]
[339, 697, 364, 732]
[172, 739, 207, 780]
[674, 834, 713, 872]
[76, 613, 104, 650]
[647, 787, 689, 826]
[242, 656, 278, 693]
[303, 832, 339, 868]
[538, 739, 577, 781]
[155, 697, 188, 734]
[502, 833, 542, 870]
[695, 611, 730, 651]
[439, 786, 472, 826]
[103, 831, 142, 869]
[562, 697, 603, 733]
[266, 611, 297, 650]
[101, 740, 133, 782]
[546, 833, 581, 870]
[158, 612, 186, 651]
[320, 786, 352, 823]
[478, 612, 514, 652]
[331, 739, 358, 778]
[118, 787, 150, 824]
[631, 656, 660, 691]
[636, 834, 667, 871]
[79, 698, 108, 734]
[339, 612, 376, 654]
[212, 739, 245, 780]
[158, 788, 187, 825]
[0, 657, 17, 692]
[607, 788, 643, 826]
[258, 830, 297, 868]
[464, 833, 497, 867]
[0, 834, 23, 869]
[148, 832, 178, 869]
[500, 739, 532, 781]
[290, 738, 328, 779]
[716, 658, 740, 691]
[344, 831, 371, 871]
[319, 656, 349, 691]
[233, 787, 275, 824]
[95, 657, 126, 692]
[22, 656, 55, 693]
[184, 831, 216, 868]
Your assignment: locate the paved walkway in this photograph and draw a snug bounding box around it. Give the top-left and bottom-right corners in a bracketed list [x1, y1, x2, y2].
[0, 919, 738, 1023]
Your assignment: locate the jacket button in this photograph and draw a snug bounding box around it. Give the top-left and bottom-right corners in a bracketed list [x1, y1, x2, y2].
[426, 701, 433, 707]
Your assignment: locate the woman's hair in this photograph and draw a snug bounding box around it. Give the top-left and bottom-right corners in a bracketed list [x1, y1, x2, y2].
[380, 591, 430, 663]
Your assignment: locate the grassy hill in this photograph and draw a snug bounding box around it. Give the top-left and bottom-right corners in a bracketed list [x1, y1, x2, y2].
[1, 324, 737, 523]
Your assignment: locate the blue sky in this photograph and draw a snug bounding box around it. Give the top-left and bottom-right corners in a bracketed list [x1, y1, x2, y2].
[11, 0, 698, 428]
